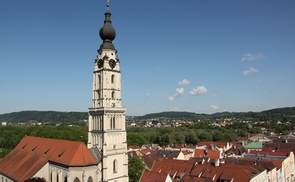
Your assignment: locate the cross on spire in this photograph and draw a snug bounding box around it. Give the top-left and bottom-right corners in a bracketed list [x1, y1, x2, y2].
[107, 0, 110, 10]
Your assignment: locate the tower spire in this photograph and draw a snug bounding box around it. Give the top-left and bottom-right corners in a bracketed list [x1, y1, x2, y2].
[98, 0, 116, 54]
[106, 0, 110, 10]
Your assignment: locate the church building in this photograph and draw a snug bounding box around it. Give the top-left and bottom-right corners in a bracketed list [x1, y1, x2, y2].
[0, 2, 128, 182]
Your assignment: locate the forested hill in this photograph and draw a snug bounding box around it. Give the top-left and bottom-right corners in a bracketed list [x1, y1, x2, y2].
[137, 111, 209, 120]
[137, 106, 295, 121]
[0, 106, 295, 123]
[0, 111, 87, 123]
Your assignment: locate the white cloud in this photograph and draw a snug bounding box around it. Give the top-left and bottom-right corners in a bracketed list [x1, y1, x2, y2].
[144, 92, 150, 100]
[243, 67, 259, 75]
[168, 88, 184, 101]
[176, 88, 184, 95]
[241, 53, 265, 62]
[189, 86, 208, 95]
[211, 93, 218, 97]
[211, 105, 219, 110]
[168, 96, 174, 101]
[144, 93, 150, 99]
[178, 79, 190, 86]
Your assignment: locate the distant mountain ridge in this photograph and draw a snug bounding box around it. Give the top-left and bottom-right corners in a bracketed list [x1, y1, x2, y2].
[0, 110, 88, 123]
[136, 106, 295, 121]
[0, 106, 295, 123]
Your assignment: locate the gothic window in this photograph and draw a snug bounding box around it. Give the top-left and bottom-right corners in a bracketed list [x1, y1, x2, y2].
[100, 119, 102, 130]
[98, 75, 101, 85]
[112, 91, 115, 100]
[110, 117, 115, 130]
[87, 176, 93, 182]
[64, 177, 68, 182]
[57, 174, 59, 182]
[113, 159, 118, 173]
[113, 117, 115, 129]
[111, 74, 115, 84]
[73, 177, 80, 182]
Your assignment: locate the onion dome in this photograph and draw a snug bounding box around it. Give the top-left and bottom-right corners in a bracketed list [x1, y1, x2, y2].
[98, 3, 116, 53]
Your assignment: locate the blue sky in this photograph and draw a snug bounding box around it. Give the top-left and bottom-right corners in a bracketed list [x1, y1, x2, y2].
[1, 0, 295, 116]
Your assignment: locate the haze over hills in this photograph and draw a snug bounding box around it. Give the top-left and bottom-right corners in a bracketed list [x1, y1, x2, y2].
[0, 106, 294, 123]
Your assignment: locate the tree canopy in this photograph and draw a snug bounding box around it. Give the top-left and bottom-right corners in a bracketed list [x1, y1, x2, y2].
[128, 157, 145, 182]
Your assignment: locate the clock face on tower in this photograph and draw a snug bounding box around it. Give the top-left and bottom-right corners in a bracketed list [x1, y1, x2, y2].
[98, 59, 104, 68]
[109, 59, 116, 69]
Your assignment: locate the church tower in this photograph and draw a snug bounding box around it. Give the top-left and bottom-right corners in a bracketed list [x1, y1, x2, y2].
[87, 2, 128, 182]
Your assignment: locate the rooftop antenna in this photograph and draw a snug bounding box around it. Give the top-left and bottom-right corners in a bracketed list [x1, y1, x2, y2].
[106, 0, 110, 10]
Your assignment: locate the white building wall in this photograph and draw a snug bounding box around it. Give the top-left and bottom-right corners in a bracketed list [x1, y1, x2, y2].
[33, 162, 99, 182]
[276, 168, 284, 182]
[0, 174, 14, 182]
[250, 169, 268, 182]
[33, 163, 50, 180]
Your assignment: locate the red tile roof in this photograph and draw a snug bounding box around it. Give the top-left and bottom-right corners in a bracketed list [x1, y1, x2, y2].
[127, 145, 141, 150]
[180, 175, 207, 182]
[194, 149, 220, 159]
[224, 157, 277, 171]
[191, 163, 260, 182]
[271, 160, 282, 170]
[248, 150, 289, 156]
[140, 148, 153, 155]
[182, 151, 192, 156]
[0, 136, 98, 181]
[141, 154, 162, 169]
[140, 170, 169, 182]
[197, 142, 228, 149]
[151, 159, 195, 178]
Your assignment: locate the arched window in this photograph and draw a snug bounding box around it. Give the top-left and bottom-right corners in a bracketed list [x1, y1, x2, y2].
[113, 117, 115, 129]
[111, 74, 115, 84]
[113, 159, 118, 173]
[87, 176, 93, 182]
[98, 75, 101, 85]
[110, 117, 113, 129]
[112, 91, 115, 100]
[74, 177, 80, 182]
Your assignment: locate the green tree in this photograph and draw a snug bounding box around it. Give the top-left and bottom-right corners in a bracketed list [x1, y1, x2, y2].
[128, 157, 145, 182]
[173, 132, 186, 144]
[197, 130, 213, 141]
[141, 129, 159, 144]
[185, 132, 199, 145]
[159, 133, 174, 146]
[127, 133, 147, 146]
